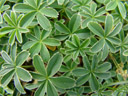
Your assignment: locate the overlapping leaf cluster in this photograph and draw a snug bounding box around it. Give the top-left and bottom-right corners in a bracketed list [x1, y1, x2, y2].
[0, 0, 128, 96]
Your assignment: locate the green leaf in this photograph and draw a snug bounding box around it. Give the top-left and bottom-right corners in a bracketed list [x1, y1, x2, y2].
[91, 55, 98, 70]
[30, 72, 45, 81]
[81, 39, 90, 48]
[47, 52, 63, 76]
[123, 50, 128, 56]
[0, 27, 14, 35]
[96, 62, 111, 72]
[20, 11, 36, 27]
[0, 0, 6, 9]
[47, 81, 58, 96]
[0, 13, 3, 23]
[33, 55, 47, 76]
[16, 30, 22, 43]
[43, 38, 60, 46]
[16, 51, 29, 66]
[50, 77, 75, 89]
[73, 68, 89, 76]
[73, 50, 79, 60]
[40, 44, 50, 62]
[16, 67, 32, 82]
[14, 74, 26, 94]
[90, 2, 97, 14]
[102, 43, 109, 61]
[10, 42, 17, 61]
[106, 1, 117, 11]
[57, 0, 64, 5]
[34, 26, 40, 39]
[94, 72, 111, 79]
[34, 82, 47, 96]
[55, 22, 70, 34]
[40, 7, 58, 18]
[91, 39, 105, 53]
[118, 2, 126, 19]
[95, 7, 106, 17]
[26, 0, 37, 8]
[105, 15, 113, 36]
[11, 11, 17, 24]
[82, 18, 92, 28]
[22, 41, 37, 50]
[1, 51, 13, 64]
[89, 74, 99, 91]
[107, 37, 120, 45]
[29, 43, 41, 57]
[19, 28, 29, 33]
[1, 70, 14, 86]
[65, 40, 77, 48]
[41, 30, 51, 40]
[3, 13, 15, 26]
[47, 0, 55, 5]
[0, 68, 14, 76]
[1, 5, 10, 12]
[106, 40, 115, 53]
[83, 55, 91, 70]
[13, 3, 36, 13]
[72, 35, 80, 47]
[88, 22, 104, 37]
[69, 14, 81, 32]
[37, 13, 52, 31]
[108, 22, 122, 37]
[27, 34, 37, 41]
[9, 30, 16, 45]
[76, 74, 90, 86]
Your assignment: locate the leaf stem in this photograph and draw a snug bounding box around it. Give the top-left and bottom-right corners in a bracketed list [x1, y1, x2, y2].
[109, 53, 124, 76]
[22, 65, 33, 68]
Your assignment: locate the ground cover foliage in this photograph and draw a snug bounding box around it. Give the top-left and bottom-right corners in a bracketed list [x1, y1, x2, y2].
[0, 0, 128, 96]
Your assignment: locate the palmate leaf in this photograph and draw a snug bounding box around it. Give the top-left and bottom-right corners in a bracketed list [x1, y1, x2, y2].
[1, 44, 32, 94]
[65, 35, 90, 60]
[0, 11, 29, 45]
[22, 27, 60, 62]
[32, 52, 75, 96]
[14, 1, 58, 30]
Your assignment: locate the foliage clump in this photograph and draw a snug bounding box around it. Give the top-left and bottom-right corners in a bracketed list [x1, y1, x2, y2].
[0, 0, 128, 96]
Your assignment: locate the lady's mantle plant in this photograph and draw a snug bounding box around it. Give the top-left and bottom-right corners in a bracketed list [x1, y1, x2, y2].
[0, 43, 31, 94]
[0, 0, 128, 96]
